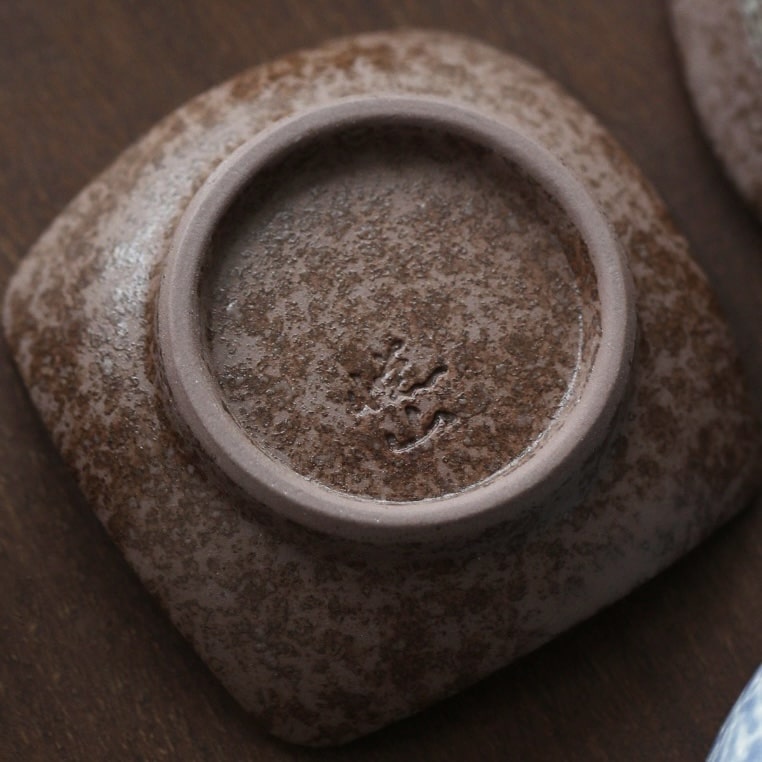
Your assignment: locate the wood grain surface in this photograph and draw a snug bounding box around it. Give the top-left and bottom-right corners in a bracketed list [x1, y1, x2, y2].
[1, 2, 760, 760]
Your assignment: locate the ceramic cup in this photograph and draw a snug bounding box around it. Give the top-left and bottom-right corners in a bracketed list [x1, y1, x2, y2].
[4, 31, 760, 745]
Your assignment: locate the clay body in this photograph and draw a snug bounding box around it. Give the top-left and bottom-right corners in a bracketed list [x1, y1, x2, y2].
[3, 31, 761, 745]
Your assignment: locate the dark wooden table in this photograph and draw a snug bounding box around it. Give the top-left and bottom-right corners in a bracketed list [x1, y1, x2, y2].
[1, 2, 760, 760]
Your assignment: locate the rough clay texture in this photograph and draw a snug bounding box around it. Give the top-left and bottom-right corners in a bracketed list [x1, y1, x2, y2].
[671, 0, 762, 219]
[205, 127, 597, 501]
[3, 32, 761, 745]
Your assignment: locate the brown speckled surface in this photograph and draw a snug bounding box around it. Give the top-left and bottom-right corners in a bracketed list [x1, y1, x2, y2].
[205, 126, 594, 501]
[3, 31, 761, 746]
[671, 0, 762, 218]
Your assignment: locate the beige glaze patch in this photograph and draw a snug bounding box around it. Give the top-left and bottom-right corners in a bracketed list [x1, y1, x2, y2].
[740, 0, 762, 65]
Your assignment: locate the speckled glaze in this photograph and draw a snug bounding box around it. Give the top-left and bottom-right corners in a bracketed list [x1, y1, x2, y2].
[3, 31, 761, 746]
[671, 0, 762, 219]
[207, 121, 593, 502]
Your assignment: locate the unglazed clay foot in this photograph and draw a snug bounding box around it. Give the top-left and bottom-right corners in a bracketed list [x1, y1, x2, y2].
[671, 0, 762, 219]
[3, 31, 761, 746]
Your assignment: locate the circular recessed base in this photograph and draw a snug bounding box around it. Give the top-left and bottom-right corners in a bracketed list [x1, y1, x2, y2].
[203, 121, 596, 502]
[157, 96, 636, 543]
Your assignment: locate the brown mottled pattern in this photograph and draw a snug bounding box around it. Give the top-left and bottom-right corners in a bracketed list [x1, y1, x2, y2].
[671, 0, 762, 218]
[3, 32, 761, 745]
[205, 126, 592, 501]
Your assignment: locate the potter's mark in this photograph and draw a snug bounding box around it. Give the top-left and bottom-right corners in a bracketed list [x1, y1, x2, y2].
[353, 340, 455, 453]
